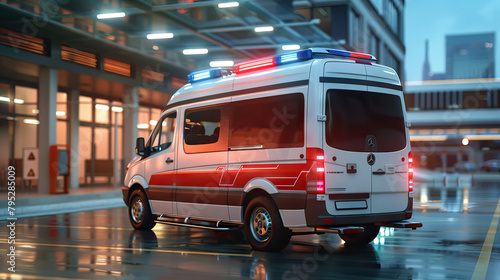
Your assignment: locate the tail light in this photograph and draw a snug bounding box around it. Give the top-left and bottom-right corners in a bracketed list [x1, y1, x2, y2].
[306, 148, 325, 194]
[408, 152, 413, 192]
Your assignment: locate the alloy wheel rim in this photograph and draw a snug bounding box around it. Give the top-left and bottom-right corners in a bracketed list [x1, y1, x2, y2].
[131, 196, 144, 223]
[251, 206, 272, 242]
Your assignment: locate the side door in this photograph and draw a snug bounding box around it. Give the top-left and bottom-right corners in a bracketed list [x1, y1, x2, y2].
[322, 62, 372, 216]
[175, 103, 230, 220]
[145, 111, 178, 216]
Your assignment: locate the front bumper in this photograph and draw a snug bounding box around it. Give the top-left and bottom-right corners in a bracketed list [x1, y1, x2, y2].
[304, 194, 413, 227]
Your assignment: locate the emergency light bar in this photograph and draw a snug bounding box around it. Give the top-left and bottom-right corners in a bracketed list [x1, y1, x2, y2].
[187, 69, 229, 83]
[327, 49, 376, 61]
[187, 48, 376, 80]
[234, 49, 313, 73]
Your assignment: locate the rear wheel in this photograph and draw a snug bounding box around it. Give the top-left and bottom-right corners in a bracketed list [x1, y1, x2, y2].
[244, 196, 291, 251]
[339, 224, 380, 245]
[128, 189, 156, 230]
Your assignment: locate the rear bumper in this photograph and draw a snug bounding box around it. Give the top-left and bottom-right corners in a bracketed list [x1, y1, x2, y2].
[304, 194, 413, 227]
[122, 186, 129, 206]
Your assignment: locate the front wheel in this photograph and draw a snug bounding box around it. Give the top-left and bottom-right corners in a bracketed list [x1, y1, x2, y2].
[128, 189, 156, 230]
[244, 196, 291, 251]
[339, 224, 380, 245]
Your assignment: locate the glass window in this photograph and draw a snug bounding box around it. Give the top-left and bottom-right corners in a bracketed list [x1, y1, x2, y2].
[95, 127, 110, 160]
[369, 29, 379, 58]
[95, 98, 109, 124]
[79, 96, 92, 122]
[57, 92, 67, 120]
[350, 9, 361, 50]
[147, 112, 176, 154]
[15, 86, 38, 116]
[229, 93, 304, 149]
[184, 109, 220, 146]
[111, 101, 123, 126]
[325, 89, 406, 152]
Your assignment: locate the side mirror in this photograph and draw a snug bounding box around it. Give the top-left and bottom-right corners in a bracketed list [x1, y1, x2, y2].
[135, 137, 145, 156]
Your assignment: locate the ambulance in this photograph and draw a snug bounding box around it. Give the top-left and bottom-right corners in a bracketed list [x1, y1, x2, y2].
[122, 48, 422, 251]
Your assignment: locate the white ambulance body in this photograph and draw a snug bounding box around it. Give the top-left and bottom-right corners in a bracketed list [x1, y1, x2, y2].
[123, 48, 421, 251]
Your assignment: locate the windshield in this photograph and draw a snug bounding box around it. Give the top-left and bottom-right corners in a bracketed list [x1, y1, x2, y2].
[325, 89, 406, 152]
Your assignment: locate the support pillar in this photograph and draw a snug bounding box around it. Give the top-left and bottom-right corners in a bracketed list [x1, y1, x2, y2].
[38, 67, 57, 194]
[69, 89, 80, 189]
[122, 87, 139, 169]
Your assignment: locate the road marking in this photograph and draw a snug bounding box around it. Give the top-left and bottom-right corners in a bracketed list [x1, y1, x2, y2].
[472, 195, 500, 279]
[0, 241, 253, 258]
[16, 223, 132, 231]
[0, 273, 86, 280]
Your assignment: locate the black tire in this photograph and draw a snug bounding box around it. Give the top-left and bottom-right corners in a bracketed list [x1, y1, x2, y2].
[339, 224, 380, 245]
[128, 189, 156, 230]
[244, 196, 291, 251]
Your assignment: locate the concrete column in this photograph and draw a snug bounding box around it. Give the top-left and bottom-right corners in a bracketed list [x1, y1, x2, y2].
[122, 87, 139, 168]
[38, 67, 58, 194]
[69, 89, 80, 189]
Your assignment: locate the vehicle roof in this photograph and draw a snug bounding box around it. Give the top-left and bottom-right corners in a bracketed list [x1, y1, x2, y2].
[165, 57, 400, 111]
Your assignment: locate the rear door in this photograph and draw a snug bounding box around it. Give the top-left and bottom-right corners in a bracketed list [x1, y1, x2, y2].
[322, 62, 372, 216]
[365, 65, 409, 213]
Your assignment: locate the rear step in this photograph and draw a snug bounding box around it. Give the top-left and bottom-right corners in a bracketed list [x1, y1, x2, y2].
[375, 221, 423, 230]
[316, 226, 364, 235]
[156, 215, 242, 231]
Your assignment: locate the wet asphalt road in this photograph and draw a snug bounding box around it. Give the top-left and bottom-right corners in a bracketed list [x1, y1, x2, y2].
[1, 182, 500, 280]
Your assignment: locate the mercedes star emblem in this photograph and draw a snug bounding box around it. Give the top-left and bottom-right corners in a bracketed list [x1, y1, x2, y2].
[367, 153, 376, 165]
[367, 137, 375, 148]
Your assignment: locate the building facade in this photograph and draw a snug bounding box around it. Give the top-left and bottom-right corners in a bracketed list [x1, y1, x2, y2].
[446, 33, 495, 80]
[294, 0, 405, 79]
[404, 79, 500, 171]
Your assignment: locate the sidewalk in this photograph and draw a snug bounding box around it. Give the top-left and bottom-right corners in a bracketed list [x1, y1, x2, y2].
[0, 185, 125, 220]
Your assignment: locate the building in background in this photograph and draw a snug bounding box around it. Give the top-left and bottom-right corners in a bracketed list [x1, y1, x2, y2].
[446, 33, 495, 80]
[404, 79, 500, 171]
[423, 32, 495, 81]
[294, 0, 405, 79]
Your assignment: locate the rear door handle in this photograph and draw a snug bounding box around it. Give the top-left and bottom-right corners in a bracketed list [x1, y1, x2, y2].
[372, 169, 385, 175]
[165, 157, 174, 164]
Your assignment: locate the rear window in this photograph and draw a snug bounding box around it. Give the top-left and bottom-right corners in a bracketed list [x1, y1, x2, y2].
[325, 89, 406, 152]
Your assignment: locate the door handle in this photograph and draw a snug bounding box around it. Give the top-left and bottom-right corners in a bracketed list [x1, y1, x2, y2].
[165, 157, 174, 164]
[373, 169, 386, 175]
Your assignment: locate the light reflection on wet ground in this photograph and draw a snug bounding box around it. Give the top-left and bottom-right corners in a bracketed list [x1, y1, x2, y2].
[0, 181, 499, 279]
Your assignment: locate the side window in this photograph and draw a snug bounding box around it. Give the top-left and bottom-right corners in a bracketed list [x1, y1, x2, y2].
[147, 112, 177, 154]
[184, 108, 224, 153]
[229, 93, 304, 149]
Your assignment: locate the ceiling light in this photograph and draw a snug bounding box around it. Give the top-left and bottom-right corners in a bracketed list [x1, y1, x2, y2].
[183, 48, 208, 55]
[97, 12, 126, 19]
[23, 119, 39, 125]
[111, 106, 123, 112]
[209, 61, 234, 67]
[0, 97, 10, 102]
[56, 111, 66, 116]
[14, 99, 24, 104]
[32, 109, 39, 114]
[147, 33, 174, 40]
[218, 2, 239, 8]
[137, 124, 149, 129]
[462, 137, 469, 146]
[254, 26, 274, 32]
[282, 44, 300, 50]
[149, 120, 158, 126]
[95, 104, 109, 110]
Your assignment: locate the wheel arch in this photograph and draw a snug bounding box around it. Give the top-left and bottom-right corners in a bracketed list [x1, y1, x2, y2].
[241, 178, 279, 222]
[126, 176, 153, 212]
